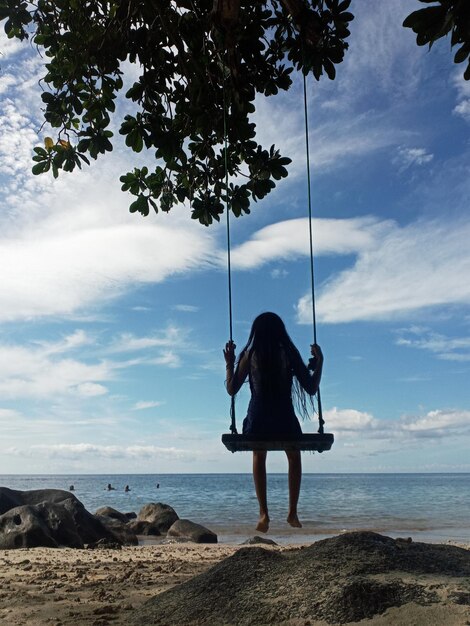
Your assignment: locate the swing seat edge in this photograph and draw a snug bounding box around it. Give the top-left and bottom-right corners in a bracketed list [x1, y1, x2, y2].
[221, 432, 334, 452]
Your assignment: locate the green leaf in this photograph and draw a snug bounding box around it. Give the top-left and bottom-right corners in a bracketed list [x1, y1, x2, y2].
[323, 58, 336, 80]
[454, 44, 470, 64]
[33, 147, 48, 157]
[32, 162, 47, 175]
[129, 195, 149, 216]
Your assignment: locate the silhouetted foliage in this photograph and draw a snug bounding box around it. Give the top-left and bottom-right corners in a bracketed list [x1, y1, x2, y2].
[404, 0, 470, 81]
[0, 0, 353, 225]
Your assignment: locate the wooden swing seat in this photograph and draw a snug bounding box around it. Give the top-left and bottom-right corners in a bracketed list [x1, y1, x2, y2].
[221, 432, 334, 453]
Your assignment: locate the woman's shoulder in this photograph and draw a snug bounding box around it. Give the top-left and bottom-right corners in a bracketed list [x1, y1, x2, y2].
[238, 348, 252, 372]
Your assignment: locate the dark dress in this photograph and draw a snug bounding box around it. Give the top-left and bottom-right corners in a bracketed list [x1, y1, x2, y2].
[242, 348, 314, 438]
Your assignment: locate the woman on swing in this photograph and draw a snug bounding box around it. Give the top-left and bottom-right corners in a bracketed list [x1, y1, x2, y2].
[224, 311, 323, 533]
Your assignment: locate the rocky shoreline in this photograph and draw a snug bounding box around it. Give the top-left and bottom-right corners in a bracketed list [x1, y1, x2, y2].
[0, 487, 217, 549]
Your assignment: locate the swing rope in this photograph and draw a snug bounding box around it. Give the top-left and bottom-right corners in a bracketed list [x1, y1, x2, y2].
[222, 68, 237, 435]
[303, 72, 324, 434]
[222, 64, 324, 436]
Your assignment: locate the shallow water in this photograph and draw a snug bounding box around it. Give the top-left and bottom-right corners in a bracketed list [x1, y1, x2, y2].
[1, 473, 469, 544]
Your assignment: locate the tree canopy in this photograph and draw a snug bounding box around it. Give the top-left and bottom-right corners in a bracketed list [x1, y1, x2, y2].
[0, 0, 353, 225]
[1, 1, 468, 226]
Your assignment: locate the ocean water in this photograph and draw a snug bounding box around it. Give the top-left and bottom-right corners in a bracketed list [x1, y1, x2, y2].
[1, 473, 469, 545]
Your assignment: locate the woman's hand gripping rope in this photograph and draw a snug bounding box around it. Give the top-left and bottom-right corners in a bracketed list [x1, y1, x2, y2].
[223, 340, 236, 367]
[308, 343, 323, 371]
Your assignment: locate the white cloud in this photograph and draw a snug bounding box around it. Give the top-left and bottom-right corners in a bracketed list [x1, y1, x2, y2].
[0, 55, 219, 324]
[453, 71, 470, 99]
[230, 216, 385, 270]
[0, 161, 217, 322]
[311, 114, 407, 173]
[452, 71, 470, 121]
[255, 96, 408, 181]
[297, 218, 470, 323]
[394, 146, 433, 170]
[172, 304, 199, 313]
[6, 442, 199, 461]
[324, 407, 380, 431]
[396, 328, 470, 361]
[132, 400, 164, 410]
[0, 29, 24, 58]
[399, 409, 470, 437]
[324, 406, 470, 442]
[0, 73, 17, 95]
[453, 99, 470, 121]
[34, 330, 94, 355]
[0, 98, 40, 179]
[0, 341, 114, 399]
[0, 322, 191, 401]
[149, 350, 181, 368]
[109, 325, 185, 352]
[75, 382, 108, 397]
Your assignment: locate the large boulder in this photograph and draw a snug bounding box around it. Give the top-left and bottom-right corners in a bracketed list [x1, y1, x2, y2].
[0, 487, 115, 549]
[94, 506, 130, 524]
[0, 505, 60, 549]
[167, 519, 217, 544]
[0, 487, 81, 514]
[94, 515, 139, 546]
[136, 503, 178, 534]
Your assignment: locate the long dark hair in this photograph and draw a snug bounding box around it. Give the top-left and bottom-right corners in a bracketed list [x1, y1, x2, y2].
[237, 312, 312, 420]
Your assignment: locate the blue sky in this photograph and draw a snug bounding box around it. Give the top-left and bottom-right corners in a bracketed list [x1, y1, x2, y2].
[0, 1, 469, 474]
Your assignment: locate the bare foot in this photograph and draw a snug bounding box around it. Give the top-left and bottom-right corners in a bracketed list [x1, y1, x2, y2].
[287, 513, 302, 528]
[256, 514, 270, 533]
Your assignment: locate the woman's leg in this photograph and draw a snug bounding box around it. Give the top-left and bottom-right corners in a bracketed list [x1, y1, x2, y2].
[286, 450, 302, 527]
[253, 450, 270, 532]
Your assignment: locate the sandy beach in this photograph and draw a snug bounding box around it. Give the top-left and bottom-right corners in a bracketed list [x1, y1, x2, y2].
[1, 535, 469, 626]
[0, 542, 236, 625]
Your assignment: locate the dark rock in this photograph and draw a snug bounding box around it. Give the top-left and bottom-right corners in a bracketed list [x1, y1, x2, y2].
[0, 487, 82, 515]
[167, 519, 217, 544]
[0, 505, 61, 549]
[95, 515, 138, 545]
[94, 506, 129, 524]
[124, 511, 137, 520]
[128, 520, 161, 536]
[136, 503, 178, 534]
[241, 536, 277, 546]
[93, 505, 138, 545]
[0, 487, 115, 549]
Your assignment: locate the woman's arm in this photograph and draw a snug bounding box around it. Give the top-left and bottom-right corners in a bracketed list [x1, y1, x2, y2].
[224, 341, 250, 396]
[292, 343, 324, 395]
